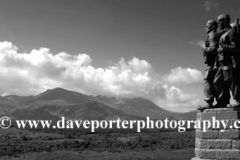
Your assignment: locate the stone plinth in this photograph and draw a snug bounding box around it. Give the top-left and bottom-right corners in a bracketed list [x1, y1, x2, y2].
[192, 108, 240, 160]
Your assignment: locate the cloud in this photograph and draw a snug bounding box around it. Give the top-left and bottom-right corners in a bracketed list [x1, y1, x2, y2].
[166, 86, 200, 111]
[167, 86, 197, 104]
[189, 40, 205, 48]
[154, 85, 201, 112]
[163, 67, 203, 85]
[204, 0, 220, 11]
[0, 41, 167, 101]
[166, 99, 201, 112]
[0, 41, 202, 111]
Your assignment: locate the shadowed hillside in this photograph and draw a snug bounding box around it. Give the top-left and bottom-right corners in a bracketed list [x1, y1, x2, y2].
[0, 88, 196, 120]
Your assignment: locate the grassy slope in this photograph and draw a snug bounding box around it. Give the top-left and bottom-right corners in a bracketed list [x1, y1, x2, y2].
[0, 149, 194, 160]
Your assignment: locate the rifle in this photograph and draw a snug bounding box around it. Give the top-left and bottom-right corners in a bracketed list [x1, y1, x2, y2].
[236, 18, 239, 34]
[230, 19, 240, 82]
[231, 19, 240, 69]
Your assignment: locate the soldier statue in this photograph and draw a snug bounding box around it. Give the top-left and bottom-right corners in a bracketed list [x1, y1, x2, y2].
[198, 20, 220, 111]
[213, 14, 240, 108]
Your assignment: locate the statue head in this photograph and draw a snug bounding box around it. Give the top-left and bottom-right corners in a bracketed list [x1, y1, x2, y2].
[205, 20, 218, 34]
[217, 14, 231, 30]
[231, 21, 239, 32]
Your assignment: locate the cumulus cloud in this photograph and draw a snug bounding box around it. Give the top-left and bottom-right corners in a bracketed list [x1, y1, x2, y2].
[204, 0, 220, 11]
[166, 86, 197, 104]
[163, 67, 203, 85]
[154, 85, 200, 112]
[0, 41, 203, 111]
[0, 41, 167, 101]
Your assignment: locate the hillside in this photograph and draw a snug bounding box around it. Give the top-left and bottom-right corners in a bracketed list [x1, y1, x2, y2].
[0, 88, 196, 120]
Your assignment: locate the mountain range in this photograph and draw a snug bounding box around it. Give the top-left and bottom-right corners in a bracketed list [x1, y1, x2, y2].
[0, 88, 197, 121]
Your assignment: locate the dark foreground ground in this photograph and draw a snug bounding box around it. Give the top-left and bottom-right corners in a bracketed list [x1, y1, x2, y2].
[0, 149, 194, 160]
[0, 128, 195, 160]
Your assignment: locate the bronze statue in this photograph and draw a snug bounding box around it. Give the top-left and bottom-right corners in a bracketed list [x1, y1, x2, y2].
[198, 20, 220, 111]
[231, 19, 240, 33]
[213, 14, 240, 108]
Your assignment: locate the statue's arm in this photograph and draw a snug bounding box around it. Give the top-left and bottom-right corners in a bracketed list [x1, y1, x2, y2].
[203, 36, 218, 55]
[221, 30, 238, 54]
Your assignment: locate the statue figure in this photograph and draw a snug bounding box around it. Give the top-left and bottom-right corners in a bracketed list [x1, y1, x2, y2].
[198, 20, 220, 111]
[231, 19, 240, 33]
[213, 14, 240, 108]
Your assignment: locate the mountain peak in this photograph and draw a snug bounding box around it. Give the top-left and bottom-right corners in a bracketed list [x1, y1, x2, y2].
[0, 87, 196, 120]
[26, 87, 91, 104]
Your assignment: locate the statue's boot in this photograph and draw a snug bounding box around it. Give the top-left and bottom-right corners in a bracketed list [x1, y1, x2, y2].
[197, 103, 212, 111]
[227, 100, 240, 108]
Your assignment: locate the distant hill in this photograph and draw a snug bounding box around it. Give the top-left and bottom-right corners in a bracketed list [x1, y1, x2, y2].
[4, 95, 34, 103]
[24, 88, 91, 104]
[0, 88, 197, 120]
[93, 96, 180, 120]
[178, 110, 197, 120]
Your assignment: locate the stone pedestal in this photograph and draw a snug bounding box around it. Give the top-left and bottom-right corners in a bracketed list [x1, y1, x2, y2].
[192, 108, 240, 160]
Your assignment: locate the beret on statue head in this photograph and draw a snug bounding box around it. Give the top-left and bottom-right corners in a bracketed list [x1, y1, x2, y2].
[207, 20, 217, 26]
[206, 20, 218, 29]
[218, 14, 230, 21]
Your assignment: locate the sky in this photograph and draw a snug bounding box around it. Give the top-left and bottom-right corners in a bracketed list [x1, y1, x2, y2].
[0, 0, 240, 112]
